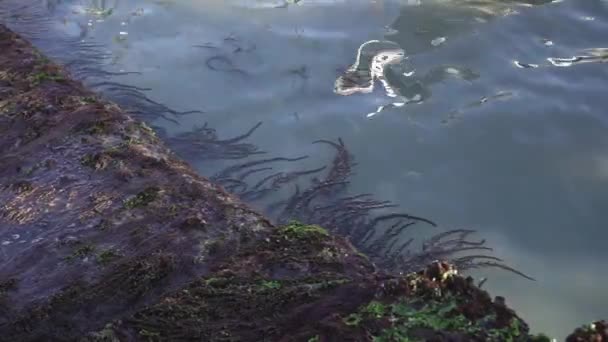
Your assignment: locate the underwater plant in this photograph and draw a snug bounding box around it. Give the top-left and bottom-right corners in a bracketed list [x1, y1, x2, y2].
[0, 0, 263, 162]
[213, 138, 534, 279]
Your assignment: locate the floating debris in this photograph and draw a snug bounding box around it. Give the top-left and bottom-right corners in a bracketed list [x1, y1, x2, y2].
[205, 55, 249, 77]
[441, 90, 513, 124]
[333, 40, 422, 117]
[334, 40, 405, 96]
[384, 26, 399, 36]
[514, 60, 539, 68]
[548, 49, 608, 67]
[431, 36, 447, 47]
[513, 48, 607, 69]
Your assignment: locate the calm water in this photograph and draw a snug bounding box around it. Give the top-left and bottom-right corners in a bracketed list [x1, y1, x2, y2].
[4, 0, 608, 339]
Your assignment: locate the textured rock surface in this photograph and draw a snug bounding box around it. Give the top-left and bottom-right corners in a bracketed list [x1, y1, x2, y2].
[0, 23, 275, 339]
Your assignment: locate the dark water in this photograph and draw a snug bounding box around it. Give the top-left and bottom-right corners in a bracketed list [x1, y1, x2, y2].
[2, 0, 608, 339]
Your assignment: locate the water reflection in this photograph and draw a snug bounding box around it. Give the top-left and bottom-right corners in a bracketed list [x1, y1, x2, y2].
[334, 37, 482, 117]
[514, 47, 608, 68]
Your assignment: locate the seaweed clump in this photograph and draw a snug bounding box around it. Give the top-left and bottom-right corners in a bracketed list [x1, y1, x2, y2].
[213, 138, 533, 279]
[0, 0, 263, 163]
[167, 121, 264, 161]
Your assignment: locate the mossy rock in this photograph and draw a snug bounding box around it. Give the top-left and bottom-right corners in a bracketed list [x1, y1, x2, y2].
[280, 222, 329, 239]
[123, 187, 161, 209]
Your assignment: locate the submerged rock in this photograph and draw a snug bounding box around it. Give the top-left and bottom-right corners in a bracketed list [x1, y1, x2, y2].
[0, 24, 602, 342]
[566, 321, 607, 342]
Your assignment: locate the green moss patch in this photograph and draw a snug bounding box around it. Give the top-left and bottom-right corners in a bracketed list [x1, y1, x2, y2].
[97, 249, 122, 265]
[342, 295, 528, 341]
[85, 121, 112, 135]
[65, 244, 96, 262]
[29, 70, 65, 86]
[279, 221, 329, 241]
[123, 187, 161, 209]
[22, 61, 66, 86]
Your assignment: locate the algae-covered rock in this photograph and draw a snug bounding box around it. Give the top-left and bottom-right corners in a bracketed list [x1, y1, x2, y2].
[0, 22, 272, 340]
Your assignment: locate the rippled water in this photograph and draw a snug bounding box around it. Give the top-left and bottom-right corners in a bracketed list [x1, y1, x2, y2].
[3, 0, 608, 338]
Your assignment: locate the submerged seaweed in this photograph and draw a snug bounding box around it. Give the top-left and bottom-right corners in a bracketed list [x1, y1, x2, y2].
[214, 138, 534, 279]
[168, 121, 264, 160]
[0, 0, 262, 162]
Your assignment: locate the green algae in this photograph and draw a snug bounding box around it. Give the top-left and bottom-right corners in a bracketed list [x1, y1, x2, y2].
[204, 239, 222, 256]
[137, 121, 157, 138]
[166, 204, 182, 219]
[81, 96, 98, 104]
[85, 7, 114, 18]
[83, 323, 121, 342]
[86, 121, 111, 135]
[138, 329, 161, 339]
[279, 221, 329, 241]
[0, 279, 17, 299]
[30, 71, 65, 85]
[341, 281, 529, 342]
[529, 333, 552, 342]
[123, 136, 143, 146]
[80, 152, 120, 170]
[65, 244, 96, 262]
[80, 154, 100, 168]
[119, 255, 175, 296]
[97, 249, 122, 265]
[260, 280, 281, 290]
[343, 313, 363, 326]
[123, 187, 161, 209]
[32, 50, 50, 64]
